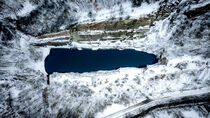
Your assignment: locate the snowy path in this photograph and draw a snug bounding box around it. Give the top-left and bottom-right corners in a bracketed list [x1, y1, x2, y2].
[104, 88, 210, 118]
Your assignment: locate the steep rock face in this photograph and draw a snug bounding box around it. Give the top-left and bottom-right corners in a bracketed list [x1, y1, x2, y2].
[35, 15, 154, 45]
[75, 17, 152, 31]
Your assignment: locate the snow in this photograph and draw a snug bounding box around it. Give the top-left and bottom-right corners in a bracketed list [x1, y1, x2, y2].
[47, 54, 209, 116]
[1, 0, 210, 117]
[42, 8, 210, 116]
[182, 110, 203, 118]
[128, 2, 160, 18]
[30, 47, 50, 74]
[17, 1, 37, 17]
[95, 104, 126, 118]
[145, 103, 208, 118]
[78, 1, 160, 24]
[10, 87, 21, 98]
[190, 0, 210, 10]
[29, 14, 210, 117]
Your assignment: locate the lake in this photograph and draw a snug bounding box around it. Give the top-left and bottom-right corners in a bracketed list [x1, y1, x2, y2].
[45, 48, 158, 74]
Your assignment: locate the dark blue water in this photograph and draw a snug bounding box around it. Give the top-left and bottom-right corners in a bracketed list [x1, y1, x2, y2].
[45, 48, 158, 74]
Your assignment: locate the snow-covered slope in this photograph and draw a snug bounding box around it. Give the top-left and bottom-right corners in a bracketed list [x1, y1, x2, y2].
[0, 0, 210, 117]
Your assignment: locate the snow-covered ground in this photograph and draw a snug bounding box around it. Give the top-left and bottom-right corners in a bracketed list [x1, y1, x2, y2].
[0, 0, 210, 117]
[45, 18, 210, 117]
[78, 1, 160, 24]
[17, 1, 37, 17]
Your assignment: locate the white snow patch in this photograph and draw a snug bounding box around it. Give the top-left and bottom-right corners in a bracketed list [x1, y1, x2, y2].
[10, 87, 21, 98]
[129, 2, 160, 19]
[30, 47, 50, 74]
[17, 1, 37, 17]
[78, 1, 159, 24]
[182, 110, 203, 118]
[95, 104, 126, 118]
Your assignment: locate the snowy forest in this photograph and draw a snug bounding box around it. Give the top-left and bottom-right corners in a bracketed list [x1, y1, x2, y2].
[0, 0, 210, 117]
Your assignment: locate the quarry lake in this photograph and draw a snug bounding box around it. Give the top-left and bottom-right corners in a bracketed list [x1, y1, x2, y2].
[45, 48, 158, 74]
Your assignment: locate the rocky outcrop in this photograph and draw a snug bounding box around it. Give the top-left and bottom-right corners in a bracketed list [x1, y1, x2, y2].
[74, 17, 152, 31]
[35, 14, 157, 46]
[184, 3, 210, 18]
[37, 30, 70, 39]
[33, 28, 149, 46]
